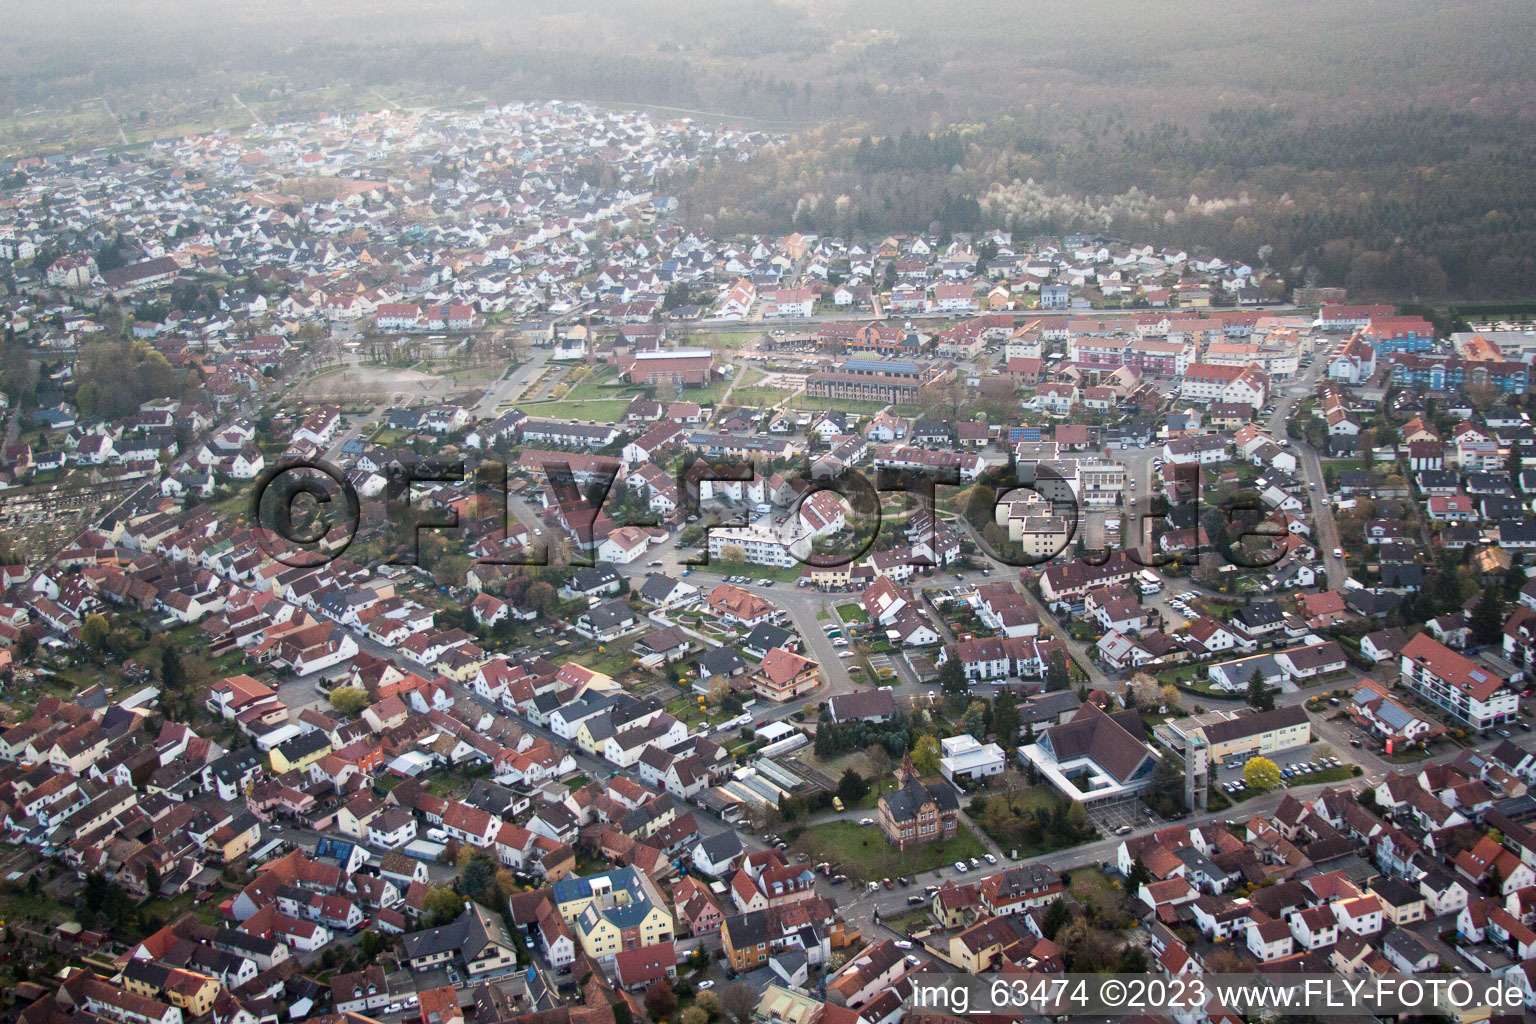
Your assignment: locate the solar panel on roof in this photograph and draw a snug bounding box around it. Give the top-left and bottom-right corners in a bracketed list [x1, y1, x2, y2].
[845, 358, 918, 374]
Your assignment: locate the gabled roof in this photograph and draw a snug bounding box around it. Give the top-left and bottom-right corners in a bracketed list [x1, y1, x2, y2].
[1040, 703, 1154, 784]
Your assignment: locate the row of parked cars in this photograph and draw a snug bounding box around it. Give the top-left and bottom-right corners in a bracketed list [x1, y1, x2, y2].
[1167, 591, 1203, 617]
[1283, 756, 1342, 779]
[952, 852, 999, 874]
[1221, 755, 1344, 795]
[724, 574, 777, 588]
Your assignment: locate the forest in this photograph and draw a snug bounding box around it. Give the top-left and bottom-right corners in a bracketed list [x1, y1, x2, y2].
[669, 104, 1536, 299]
[3, 0, 1535, 298]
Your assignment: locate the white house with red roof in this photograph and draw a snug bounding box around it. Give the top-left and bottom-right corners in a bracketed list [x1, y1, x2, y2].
[1400, 633, 1519, 731]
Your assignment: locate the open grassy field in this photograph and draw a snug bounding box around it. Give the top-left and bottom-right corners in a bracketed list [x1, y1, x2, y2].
[561, 365, 637, 401]
[790, 820, 987, 881]
[727, 386, 796, 409]
[1068, 866, 1126, 917]
[518, 398, 635, 422]
[691, 561, 806, 583]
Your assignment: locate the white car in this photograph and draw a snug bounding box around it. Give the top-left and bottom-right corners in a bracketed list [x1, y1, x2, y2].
[860, 817, 874, 826]
[697, 981, 715, 991]
[954, 861, 968, 873]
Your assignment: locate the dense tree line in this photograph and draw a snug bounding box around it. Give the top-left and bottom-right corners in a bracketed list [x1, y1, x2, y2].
[6, 2, 1535, 300]
[72, 340, 179, 420]
[676, 105, 1536, 300]
[813, 714, 908, 758]
[853, 131, 968, 174]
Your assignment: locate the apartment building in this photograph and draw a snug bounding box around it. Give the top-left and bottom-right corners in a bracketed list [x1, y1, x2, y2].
[1399, 633, 1519, 731]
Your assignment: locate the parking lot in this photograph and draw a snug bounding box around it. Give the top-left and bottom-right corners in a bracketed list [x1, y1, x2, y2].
[1088, 799, 1163, 836]
[1158, 588, 1211, 630]
[1215, 745, 1345, 799]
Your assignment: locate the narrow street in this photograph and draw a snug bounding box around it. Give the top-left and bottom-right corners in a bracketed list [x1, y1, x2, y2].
[944, 513, 1118, 692]
[1269, 357, 1347, 584]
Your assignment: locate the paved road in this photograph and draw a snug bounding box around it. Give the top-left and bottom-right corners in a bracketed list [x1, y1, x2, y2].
[836, 776, 1342, 930]
[694, 303, 1314, 334]
[1268, 358, 1347, 583]
[944, 512, 1118, 692]
[473, 347, 550, 416]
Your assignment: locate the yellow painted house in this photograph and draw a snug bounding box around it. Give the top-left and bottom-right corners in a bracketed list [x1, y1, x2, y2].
[572, 718, 606, 757]
[1198, 705, 1311, 762]
[121, 961, 220, 1019]
[269, 731, 333, 774]
[209, 814, 262, 863]
[551, 867, 674, 961]
[435, 648, 488, 682]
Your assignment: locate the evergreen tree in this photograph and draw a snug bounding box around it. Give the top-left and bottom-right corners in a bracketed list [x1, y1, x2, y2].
[939, 655, 967, 696]
[161, 645, 186, 691]
[1041, 898, 1071, 940]
[992, 690, 1021, 744]
[1045, 649, 1071, 692]
[837, 769, 869, 804]
[1246, 672, 1274, 711]
[1470, 585, 1506, 646]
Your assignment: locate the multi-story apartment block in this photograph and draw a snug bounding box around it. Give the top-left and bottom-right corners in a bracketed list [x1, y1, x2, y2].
[1388, 354, 1529, 394]
[1399, 633, 1518, 731]
[708, 525, 795, 568]
[805, 358, 952, 405]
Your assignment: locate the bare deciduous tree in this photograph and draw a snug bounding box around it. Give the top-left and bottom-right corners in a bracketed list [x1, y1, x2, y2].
[718, 982, 758, 1024]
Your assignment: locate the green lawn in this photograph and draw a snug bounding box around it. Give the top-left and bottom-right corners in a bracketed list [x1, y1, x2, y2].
[557, 639, 641, 678]
[687, 331, 756, 351]
[691, 562, 806, 583]
[1158, 664, 1230, 695]
[729, 387, 797, 409]
[1287, 765, 1362, 787]
[690, 377, 738, 404]
[519, 398, 635, 421]
[1067, 866, 1125, 917]
[1325, 458, 1373, 473]
[880, 906, 934, 935]
[837, 604, 869, 623]
[0, 888, 72, 925]
[788, 395, 900, 416]
[789, 820, 988, 881]
[369, 427, 414, 446]
[561, 365, 636, 401]
[142, 890, 222, 928]
[666, 695, 732, 729]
